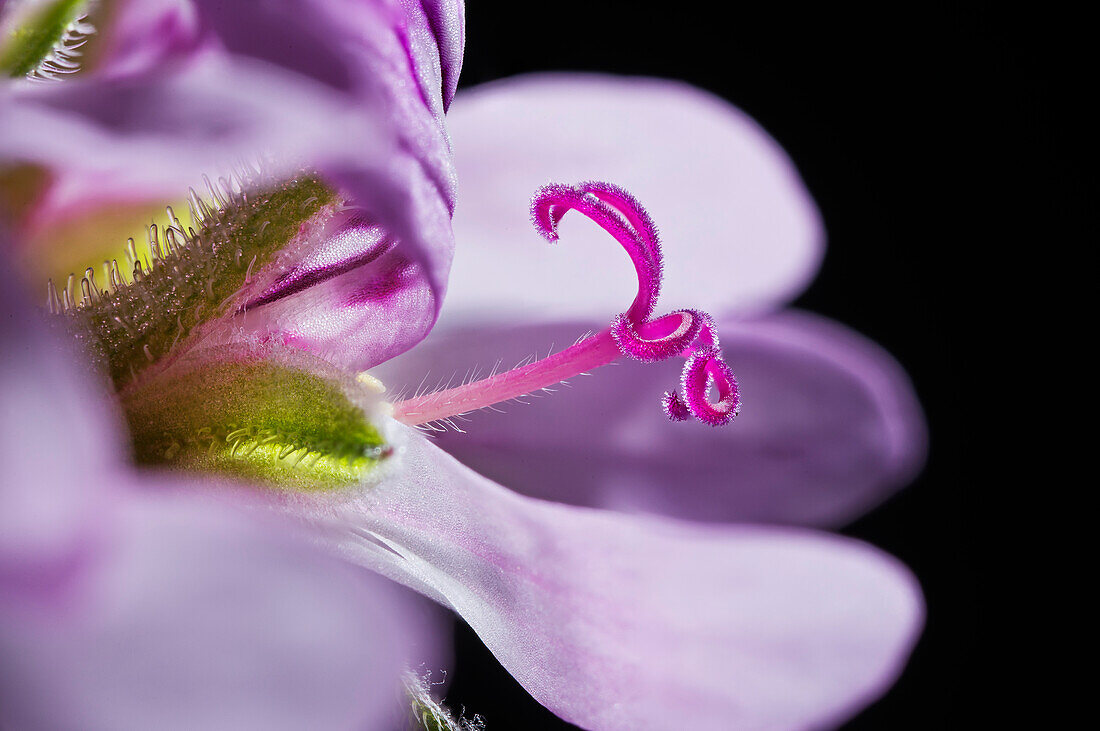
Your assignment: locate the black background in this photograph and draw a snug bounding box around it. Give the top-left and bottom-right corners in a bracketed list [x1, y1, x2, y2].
[443, 3, 986, 728]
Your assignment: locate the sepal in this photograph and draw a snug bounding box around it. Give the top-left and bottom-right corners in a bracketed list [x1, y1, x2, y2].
[121, 342, 395, 491]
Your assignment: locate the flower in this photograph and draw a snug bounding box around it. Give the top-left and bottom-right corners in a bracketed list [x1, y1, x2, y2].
[1, 1, 926, 729]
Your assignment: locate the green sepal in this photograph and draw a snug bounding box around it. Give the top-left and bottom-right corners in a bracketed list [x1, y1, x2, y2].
[58, 175, 337, 389]
[0, 0, 87, 77]
[404, 672, 485, 731]
[121, 344, 391, 491]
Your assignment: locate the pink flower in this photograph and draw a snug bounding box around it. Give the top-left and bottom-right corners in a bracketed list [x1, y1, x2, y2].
[1, 2, 926, 729]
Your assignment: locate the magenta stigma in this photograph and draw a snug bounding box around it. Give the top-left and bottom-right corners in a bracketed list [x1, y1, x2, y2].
[392, 182, 740, 428]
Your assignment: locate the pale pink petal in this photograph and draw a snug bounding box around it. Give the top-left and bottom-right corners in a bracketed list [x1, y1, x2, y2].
[0, 270, 441, 728]
[0, 484, 433, 731]
[90, 0, 205, 79]
[371, 310, 926, 527]
[444, 73, 825, 321]
[0, 279, 123, 586]
[304, 429, 924, 730]
[0, 56, 390, 207]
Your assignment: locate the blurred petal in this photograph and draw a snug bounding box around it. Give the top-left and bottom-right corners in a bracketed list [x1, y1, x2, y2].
[371, 310, 927, 527]
[0, 275, 123, 586]
[0, 55, 388, 205]
[445, 73, 824, 321]
[190, 0, 358, 91]
[0, 261, 440, 729]
[308, 429, 924, 730]
[0, 484, 432, 731]
[89, 0, 204, 79]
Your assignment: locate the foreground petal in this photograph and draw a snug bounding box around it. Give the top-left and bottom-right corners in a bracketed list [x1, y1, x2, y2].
[89, 0, 204, 79]
[0, 277, 123, 586]
[371, 310, 927, 528]
[0, 271, 438, 729]
[0, 483, 430, 731]
[0, 55, 391, 209]
[444, 73, 824, 321]
[302, 429, 924, 730]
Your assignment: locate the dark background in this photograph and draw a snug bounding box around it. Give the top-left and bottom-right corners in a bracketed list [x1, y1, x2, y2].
[444, 3, 985, 728]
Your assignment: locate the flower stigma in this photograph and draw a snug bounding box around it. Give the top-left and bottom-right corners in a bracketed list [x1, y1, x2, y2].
[391, 181, 742, 429]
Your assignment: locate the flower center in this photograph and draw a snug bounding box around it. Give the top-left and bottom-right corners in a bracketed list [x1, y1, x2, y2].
[46, 171, 392, 490]
[48, 173, 337, 390]
[391, 181, 741, 428]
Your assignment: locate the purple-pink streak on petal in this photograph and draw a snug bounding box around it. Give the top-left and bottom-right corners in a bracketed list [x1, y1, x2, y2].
[371, 309, 927, 528]
[298, 428, 924, 731]
[238, 221, 436, 370]
[405, 0, 465, 110]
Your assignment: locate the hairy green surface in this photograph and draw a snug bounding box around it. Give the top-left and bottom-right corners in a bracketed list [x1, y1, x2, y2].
[58, 176, 335, 389]
[123, 355, 388, 491]
[0, 0, 86, 76]
[405, 673, 485, 731]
